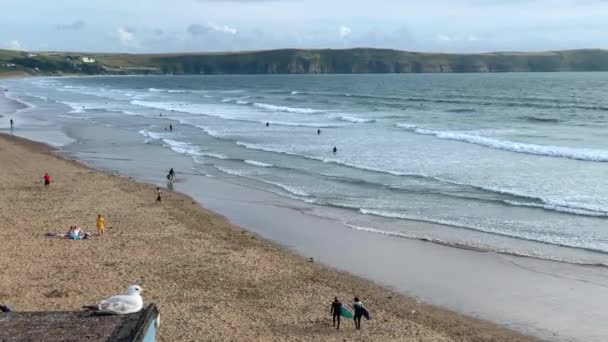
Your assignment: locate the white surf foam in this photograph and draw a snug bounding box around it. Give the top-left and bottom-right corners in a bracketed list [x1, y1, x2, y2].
[163, 139, 203, 156]
[253, 103, 324, 114]
[244, 160, 274, 168]
[339, 116, 376, 123]
[396, 123, 608, 162]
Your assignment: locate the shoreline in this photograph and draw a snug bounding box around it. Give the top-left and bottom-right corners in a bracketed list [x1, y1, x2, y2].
[0, 125, 534, 338]
[2, 83, 608, 341]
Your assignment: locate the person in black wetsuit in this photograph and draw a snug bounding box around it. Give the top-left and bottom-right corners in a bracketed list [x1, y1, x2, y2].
[169, 124, 173, 132]
[10, 118, 14, 128]
[168, 168, 175, 181]
[353, 297, 364, 330]
[332, 146, 337, 153]
[330, 297, 342, 330]
[266, 122, 269, 127]
[317, 129, 321, 135]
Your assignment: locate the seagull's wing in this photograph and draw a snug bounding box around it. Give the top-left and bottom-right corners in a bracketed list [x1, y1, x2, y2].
[97, 294, 142, 314]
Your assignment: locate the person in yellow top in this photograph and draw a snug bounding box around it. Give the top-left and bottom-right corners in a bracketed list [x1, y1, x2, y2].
[96, 214, 106, 235]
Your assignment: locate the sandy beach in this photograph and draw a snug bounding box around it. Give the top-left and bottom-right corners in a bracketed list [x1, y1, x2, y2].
[0, 132, 534, 341]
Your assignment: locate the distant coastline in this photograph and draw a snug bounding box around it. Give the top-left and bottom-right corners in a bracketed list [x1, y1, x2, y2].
[2, 48, 608, 76]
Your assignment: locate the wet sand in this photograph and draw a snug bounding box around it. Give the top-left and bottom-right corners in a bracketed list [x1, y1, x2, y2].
[0, 135, 533, 340]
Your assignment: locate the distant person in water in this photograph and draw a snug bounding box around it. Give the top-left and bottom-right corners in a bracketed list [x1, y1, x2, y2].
[10, 118, 14, 128]
[330, 297, 342, 330]
[43, 172, 51, 188]
[333, 146, 337, 153]
[266, 122, 269, 127]
[353, 297, 364, 330]
[168, 168, 175, 181]
[169, 124, 173, 132]
[317, 129, 321, 135]
[156, 187, 162, 203]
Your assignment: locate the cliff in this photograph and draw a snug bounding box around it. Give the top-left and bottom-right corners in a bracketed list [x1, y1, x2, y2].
[2, 48, 608, 75]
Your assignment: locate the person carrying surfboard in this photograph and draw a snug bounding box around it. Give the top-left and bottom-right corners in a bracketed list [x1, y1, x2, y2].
[352, 297, 369, 330]
[330, 297, 342, 330]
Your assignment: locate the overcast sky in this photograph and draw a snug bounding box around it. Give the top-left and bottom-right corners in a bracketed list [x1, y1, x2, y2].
[2, 0, 608, 53]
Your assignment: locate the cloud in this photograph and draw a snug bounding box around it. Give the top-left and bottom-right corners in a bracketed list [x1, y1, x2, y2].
[436, 34, 452, 41]
[188, 23, 238, 35]
[56, 20, 86, 31]
[117, 27, 136, 46]
[7, 40, 21, 50]
[339, 25, 352, 38]
[210, 23, 238, 34]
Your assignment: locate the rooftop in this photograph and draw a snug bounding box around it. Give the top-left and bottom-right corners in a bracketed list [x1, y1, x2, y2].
[0, 304, 158, 342]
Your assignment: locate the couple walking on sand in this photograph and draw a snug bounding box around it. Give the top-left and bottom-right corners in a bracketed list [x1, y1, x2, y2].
[330, 297, 369, 330]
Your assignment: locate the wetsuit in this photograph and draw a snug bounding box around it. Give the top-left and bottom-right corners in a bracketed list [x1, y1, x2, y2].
[330, 300, 342, 329]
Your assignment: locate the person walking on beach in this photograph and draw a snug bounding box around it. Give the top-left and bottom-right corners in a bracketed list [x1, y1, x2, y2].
[330, 297, 342, 330]
[156, 187, 162, 203]
[96, 214, 106, 236]
[43, 172, 51, 188]
[353, 297, 364, 330]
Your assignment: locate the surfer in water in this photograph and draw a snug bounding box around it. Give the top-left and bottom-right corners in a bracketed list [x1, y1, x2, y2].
[330, 297, 342, 330]
[169, 124, 173, 132]
[10, 118, 14, 128]
[332, 146, 337, 153]
[266, 122, 269, 127]
[317, 129, 321, 135]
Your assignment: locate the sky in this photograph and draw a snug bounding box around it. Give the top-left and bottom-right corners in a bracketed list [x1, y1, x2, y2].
[2, 0, 608, 53]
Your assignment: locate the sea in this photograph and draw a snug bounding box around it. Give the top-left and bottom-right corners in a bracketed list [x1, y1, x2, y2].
[3, 73, 608, 269]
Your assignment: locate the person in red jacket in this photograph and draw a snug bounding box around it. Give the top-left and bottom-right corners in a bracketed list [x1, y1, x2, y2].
[43, 172, 51, 188]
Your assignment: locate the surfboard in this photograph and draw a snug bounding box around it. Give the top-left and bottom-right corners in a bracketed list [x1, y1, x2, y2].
[362, 307, 370, 320]
[340, 306, 353, 318]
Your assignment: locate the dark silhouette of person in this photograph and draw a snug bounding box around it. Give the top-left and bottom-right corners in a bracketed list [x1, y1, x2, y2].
[169, 124, 173, 132]
[317, 129, 321, 135]
[353, 297, 364, 330]
[266, 122, 270, 127]
[10, 118, 14, 128]
[333, 146, 337, 153]
[168, 168, 175, 181]
[330, 297, 342, 330]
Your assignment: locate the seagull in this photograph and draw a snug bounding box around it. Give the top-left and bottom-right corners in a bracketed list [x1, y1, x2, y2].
[87, 285, 143, 315]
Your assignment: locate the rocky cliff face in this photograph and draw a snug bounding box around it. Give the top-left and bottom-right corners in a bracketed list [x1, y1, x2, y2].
[149, 49, 608, 74]
[4, 48, 608, 76]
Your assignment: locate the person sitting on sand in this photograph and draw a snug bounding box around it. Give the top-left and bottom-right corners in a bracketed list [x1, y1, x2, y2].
[330, 297, 342, 330]
[156, 187, 162, 203]
[96, 214, 106, 236]
[68, 226, 81, 240]
[43, 172, 51, 188]
[353, 297, 364, 330]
